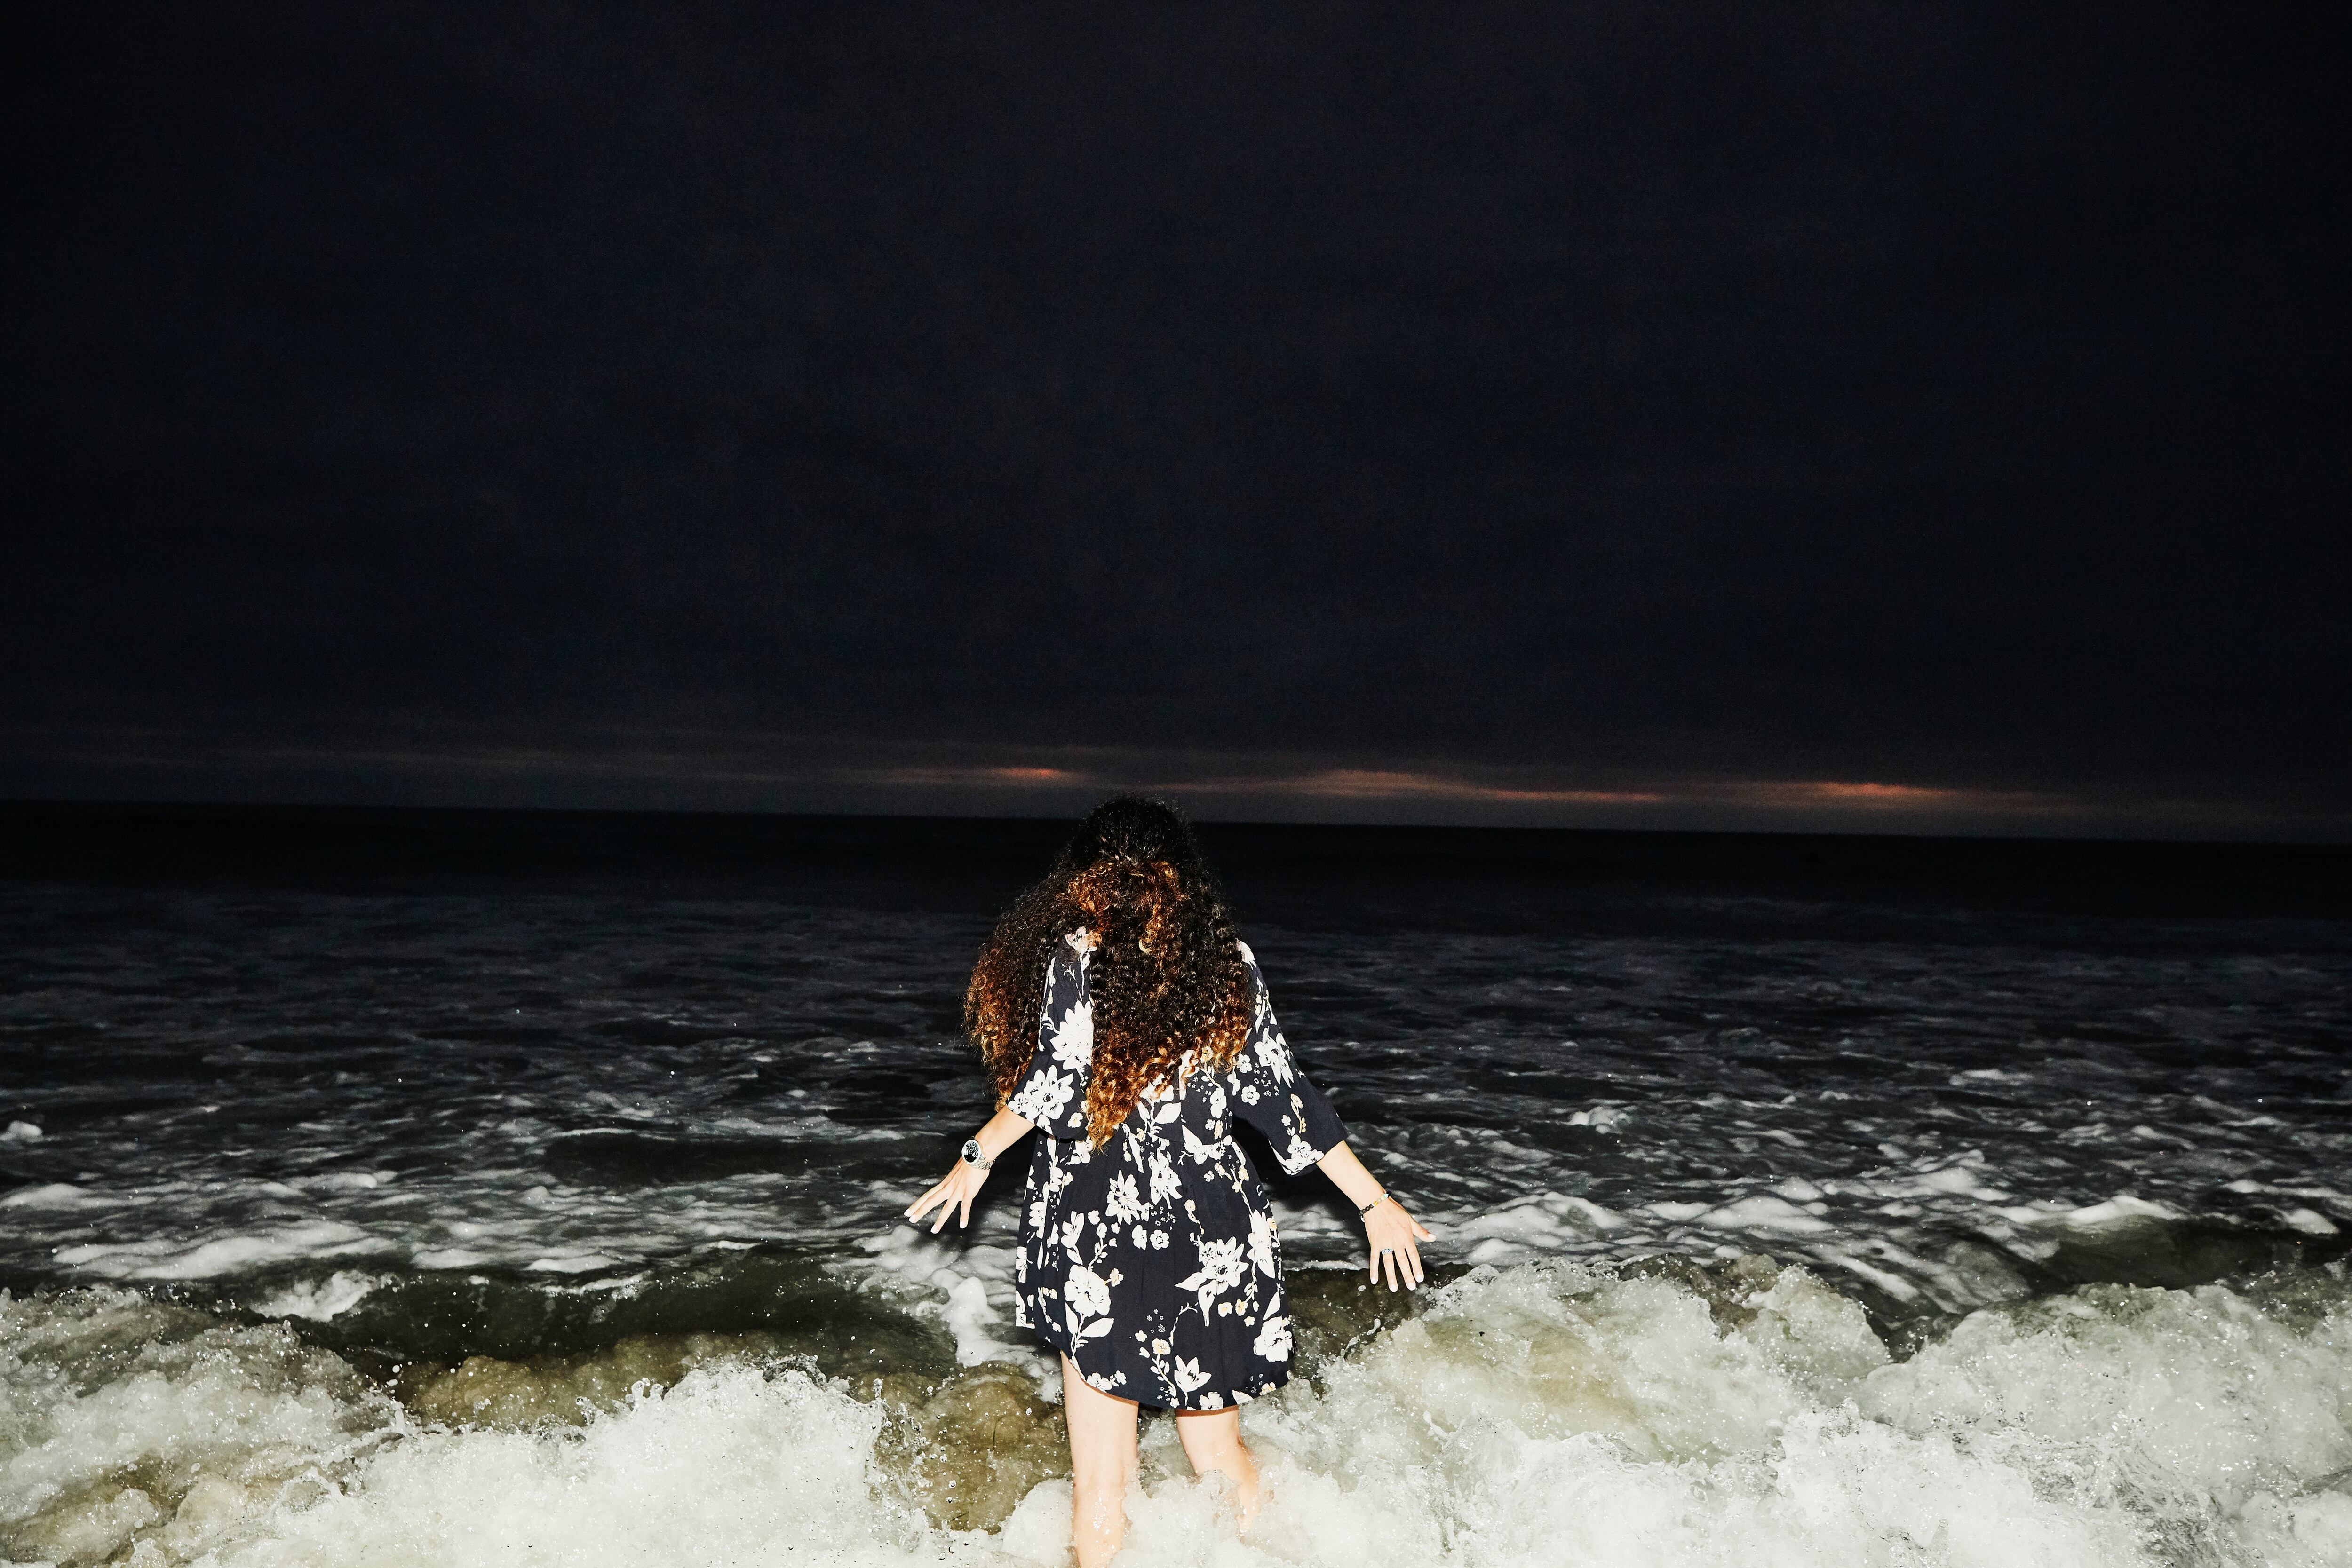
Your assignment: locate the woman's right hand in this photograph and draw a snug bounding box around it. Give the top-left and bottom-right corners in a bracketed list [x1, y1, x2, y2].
[1365, 1195, 1433, 1291]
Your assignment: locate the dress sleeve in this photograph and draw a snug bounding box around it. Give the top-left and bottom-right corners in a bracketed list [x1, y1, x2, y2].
[1228, 942, 1349, 1174]
[1003, 936, 1093, 1136]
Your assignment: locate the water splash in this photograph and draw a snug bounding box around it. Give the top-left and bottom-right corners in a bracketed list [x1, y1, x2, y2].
[5, 1259, 2347, 1567]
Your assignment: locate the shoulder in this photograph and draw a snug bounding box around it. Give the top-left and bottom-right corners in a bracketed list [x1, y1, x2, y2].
[1234, 940, 1268, 1005]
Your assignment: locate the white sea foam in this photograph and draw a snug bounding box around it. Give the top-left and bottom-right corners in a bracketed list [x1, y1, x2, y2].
[1450, 1192, 1628, 1266]
[5, 1261, 2347, 1568]
[859, 1227, 1042, 1375]
[2045, 1194, 2185, 1230]
[251, 1272, 384, 1323]
[940, 1276, 1007, 1367]
[0, 1290, 400, 1566]
[0, 1183, 110, 1212]
[207, 1368, 948, 1568]
[523, 1251, 627, 1274]
[50, 1221, 397, 1281]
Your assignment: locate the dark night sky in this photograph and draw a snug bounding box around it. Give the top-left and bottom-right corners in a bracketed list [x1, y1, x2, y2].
[6, 4, 2347, 836]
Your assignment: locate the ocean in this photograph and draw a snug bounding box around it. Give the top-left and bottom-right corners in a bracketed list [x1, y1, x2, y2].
[3, 806, 2348, 1567]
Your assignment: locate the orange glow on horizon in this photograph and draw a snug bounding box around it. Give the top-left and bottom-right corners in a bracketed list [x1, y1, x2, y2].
[845, 763, 2064, 816]
[1751, 780, 1965, 805]
[1741, 779, 2069, 812]
[1267, 769, 1667, 806]
[865, 764, 1087, 787]
[162, 744, 2077, 819]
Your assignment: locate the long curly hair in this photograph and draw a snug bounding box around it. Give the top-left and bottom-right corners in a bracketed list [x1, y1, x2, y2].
[964, 796, 1254, 1147]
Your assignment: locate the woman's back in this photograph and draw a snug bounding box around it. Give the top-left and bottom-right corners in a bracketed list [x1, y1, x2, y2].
[1006, 930, 1345, 1407]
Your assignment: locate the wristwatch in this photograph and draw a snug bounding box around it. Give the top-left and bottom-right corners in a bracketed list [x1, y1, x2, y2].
[959, 1138, 994, 1170]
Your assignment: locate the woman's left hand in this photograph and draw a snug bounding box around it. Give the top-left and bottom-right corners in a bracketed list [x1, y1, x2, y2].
[1366, 1195, 1434, 1291]
[906, 1158, 991, 1234]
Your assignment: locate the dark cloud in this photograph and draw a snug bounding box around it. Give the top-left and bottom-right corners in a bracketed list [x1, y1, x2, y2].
[5, 3, 2346, 832]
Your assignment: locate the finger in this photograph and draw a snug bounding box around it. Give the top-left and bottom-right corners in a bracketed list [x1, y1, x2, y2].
[1406, 1240, 1423, 1287]
[1386, 1249, 1402, 1292]
[905, 1185, 939, 1222]
[1367, 1245, 1379, 1283]
[958, 1190, 973, 1229]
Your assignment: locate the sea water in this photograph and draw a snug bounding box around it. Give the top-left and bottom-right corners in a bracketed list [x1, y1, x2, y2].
[1, 811, 2347, 1566]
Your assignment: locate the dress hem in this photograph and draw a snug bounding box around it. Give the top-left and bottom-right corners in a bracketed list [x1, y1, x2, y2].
[1021, 1323, 1296, 1411]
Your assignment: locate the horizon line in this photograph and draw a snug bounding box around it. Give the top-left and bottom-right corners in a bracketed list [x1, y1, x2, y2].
[8, 793, 2352, 853]
[2, 731, 2345, 845]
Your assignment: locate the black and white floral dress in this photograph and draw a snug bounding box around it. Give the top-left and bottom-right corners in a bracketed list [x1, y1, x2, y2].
[1004, 932, 1348, 1409]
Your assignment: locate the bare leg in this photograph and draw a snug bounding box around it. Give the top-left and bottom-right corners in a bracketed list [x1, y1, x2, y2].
[1061, 1355, 1140, 1568]
[1172, 1404, 1262, 1528]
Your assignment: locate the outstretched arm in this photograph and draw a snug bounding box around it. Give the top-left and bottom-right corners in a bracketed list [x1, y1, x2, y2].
[1224, 942, 1435, 1291]
[912, 937, 1085, 1234]
[906, 1103, 1035, 1234]
[1315, 1140, 1434, 1292]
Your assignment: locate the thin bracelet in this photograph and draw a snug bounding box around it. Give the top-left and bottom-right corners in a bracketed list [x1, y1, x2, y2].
[1357, 1189, 1388, 1217]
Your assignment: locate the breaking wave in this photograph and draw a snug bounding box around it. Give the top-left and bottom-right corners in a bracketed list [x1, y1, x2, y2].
[5, 1258, 2348, 1567]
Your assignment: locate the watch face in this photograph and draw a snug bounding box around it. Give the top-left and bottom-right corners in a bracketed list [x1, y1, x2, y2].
[961, 1139, 982, 1164]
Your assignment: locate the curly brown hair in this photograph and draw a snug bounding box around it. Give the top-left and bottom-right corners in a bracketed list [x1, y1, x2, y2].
[964, 796, 1254, 1147]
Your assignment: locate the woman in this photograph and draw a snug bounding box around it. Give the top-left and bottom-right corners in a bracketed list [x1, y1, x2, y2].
[906, 797, 1432, 1567]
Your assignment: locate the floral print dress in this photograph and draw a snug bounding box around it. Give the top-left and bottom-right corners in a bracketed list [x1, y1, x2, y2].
[1004, 932, 1349, 1409]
